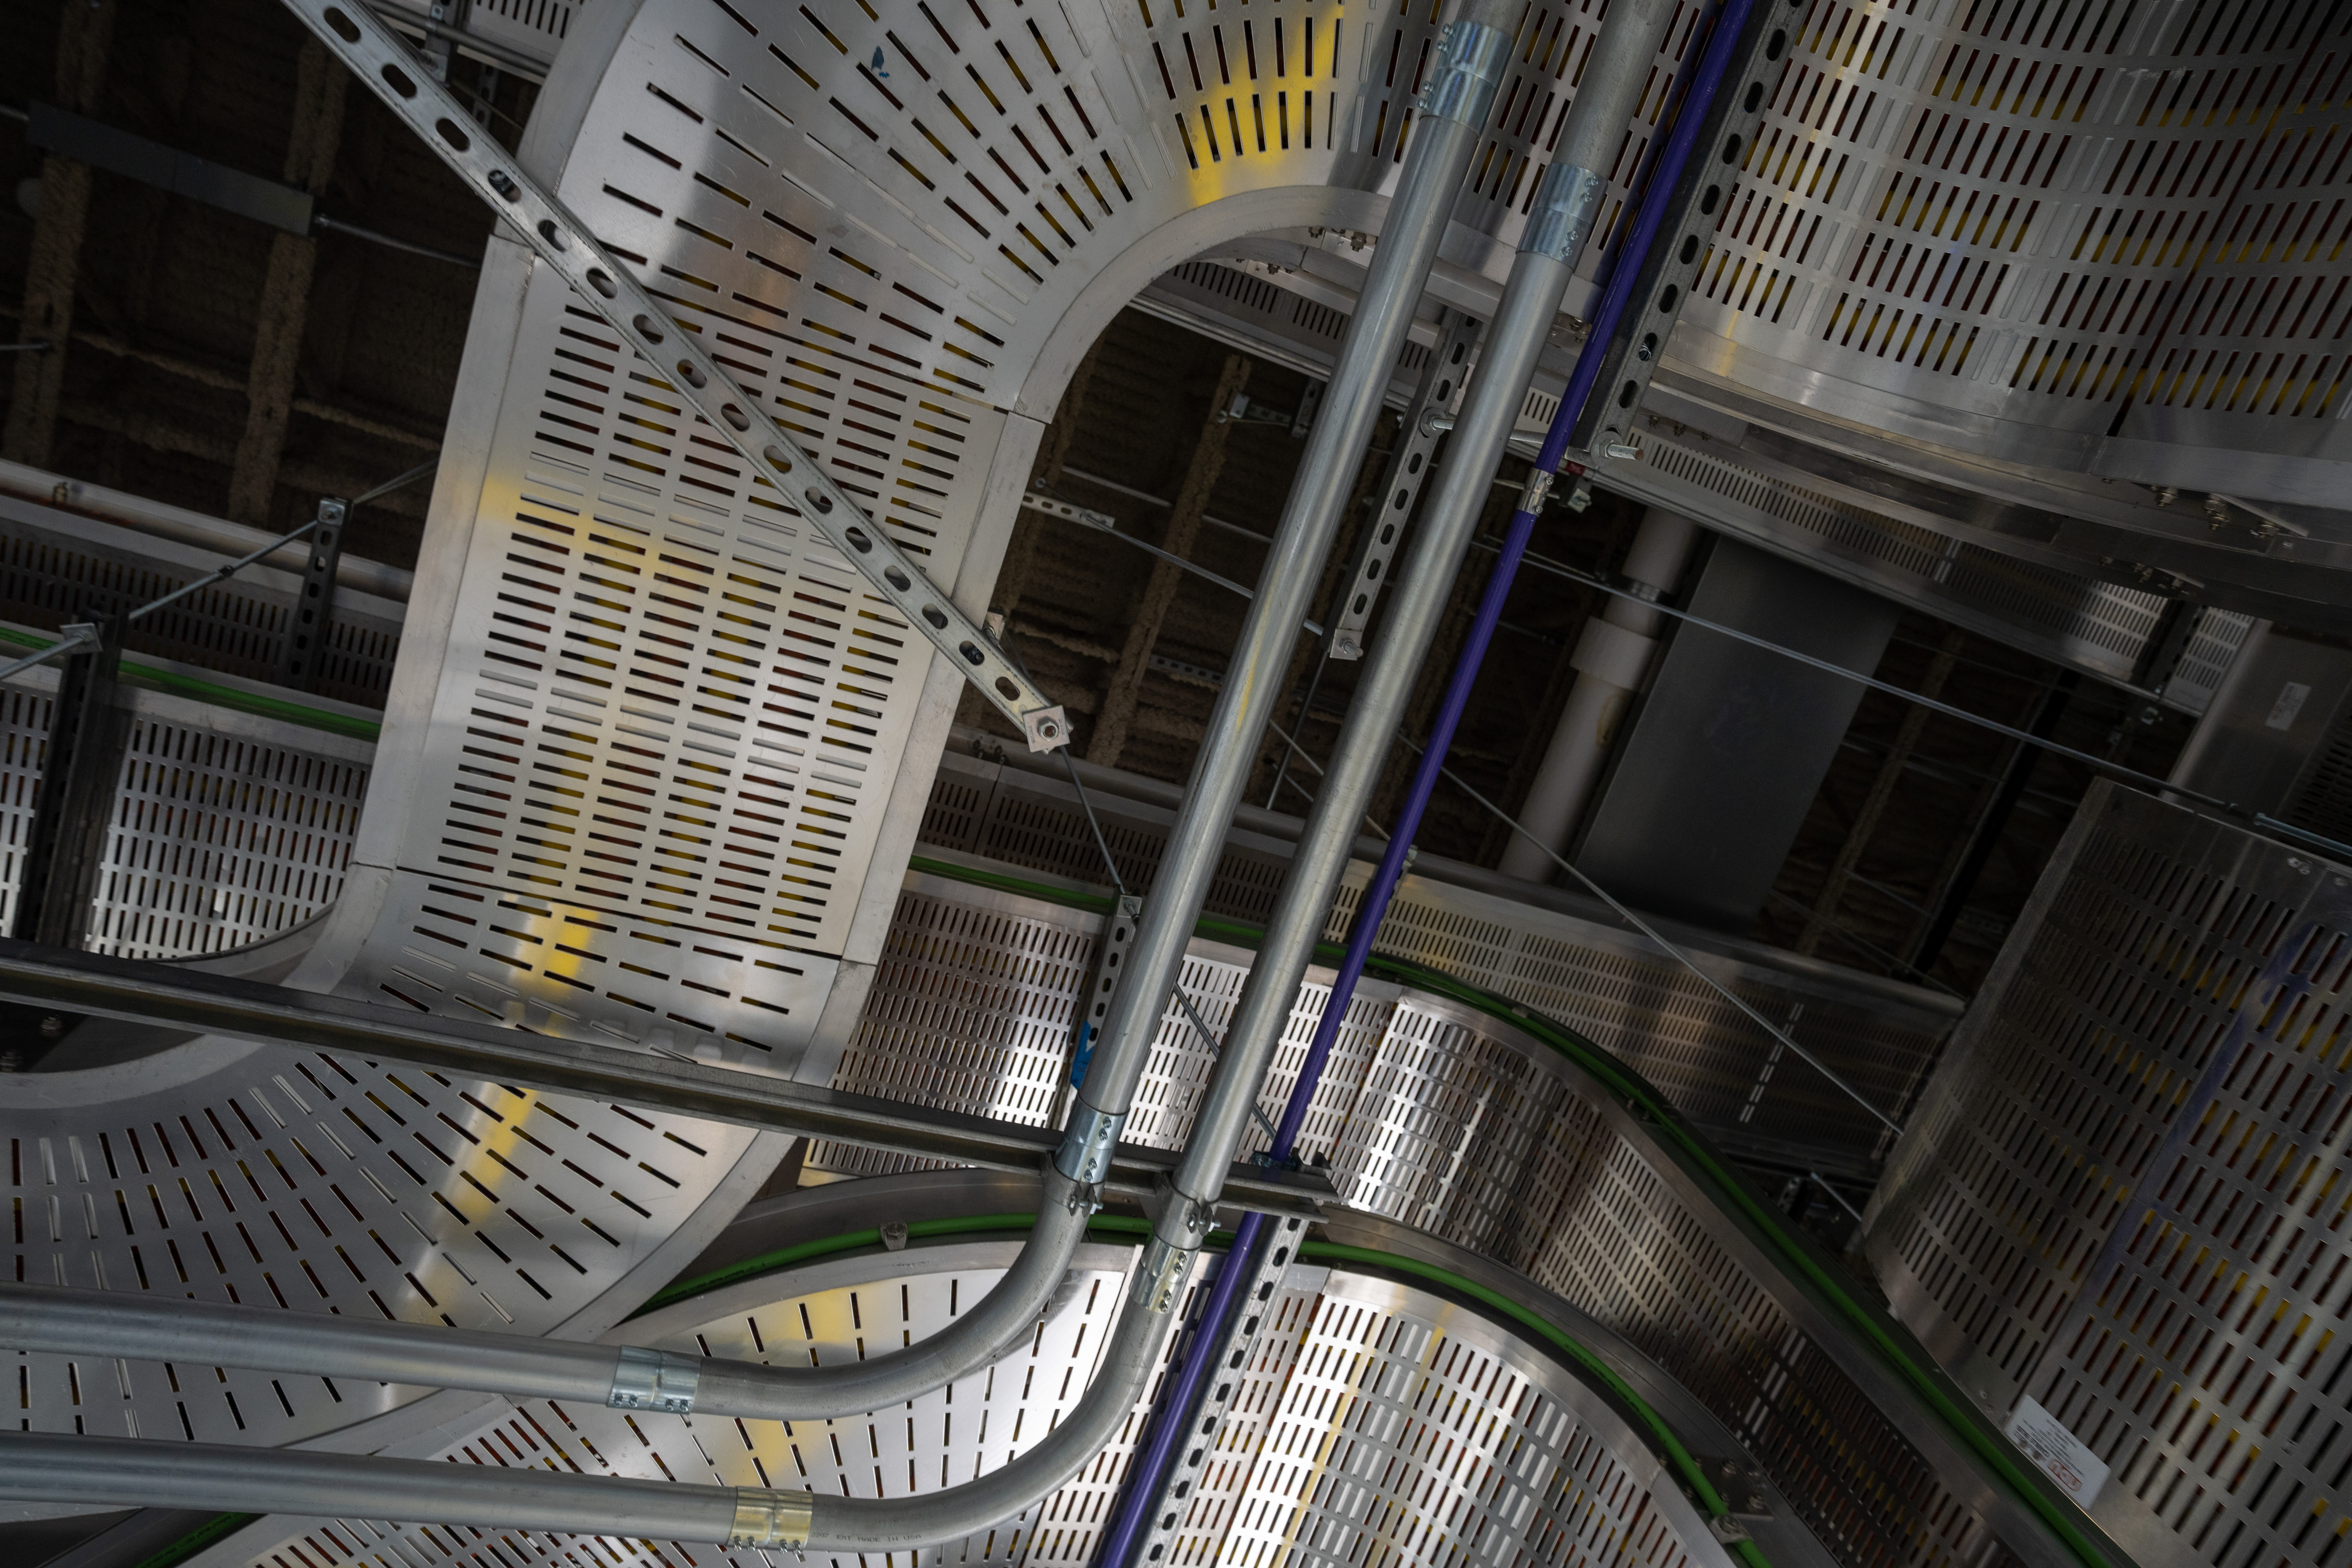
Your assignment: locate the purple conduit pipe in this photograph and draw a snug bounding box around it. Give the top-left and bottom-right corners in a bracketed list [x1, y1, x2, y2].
[1271, 0, 1758, 1160]
[1092, 9, 1755, 1562]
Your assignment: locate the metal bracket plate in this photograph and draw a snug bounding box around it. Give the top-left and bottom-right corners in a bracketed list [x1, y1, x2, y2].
[279, 0, 1070, 751]
[1571, 0, 1793, 462]
[1329, 308, 1484, 660]
[1124, 1213, 1311, 1562]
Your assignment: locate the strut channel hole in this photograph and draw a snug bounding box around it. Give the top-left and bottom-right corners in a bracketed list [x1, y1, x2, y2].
[720, 403, 750, 431]
[1721, 134, 1743, 165]
[922, 606, 949, 629]
[959, 641, 986, 666]
[762, 444, 792, 472]
[1351, 592, 1369, 614]
[805, 489, 836, 515]
[1378, 523, 1397, 543]
[1366, 560, 1383, 582]
[1744, 81, 1765, 113]
[488, 169, 521, 201]
[1679, 234, 1702, 264]
[995, 677, 1021, 700]
[675, 360, 708, 388]
[380, 62, 418, 98]
[324, 7, 361, 41]
[435, 117, 472, 152]
[634, 313, 665, 342]
[1766, 28, 1787, 57]
[884, 567, 911, 590]
[1701, 185, 1721, 215]
[584, 267, 616, 298]
[1657, 283, 1680, 313]
[1435, 379, 1453, 402]
[843, 525, 873, 552]
[1618, 378, 1639, 408]
[537, 219, 567, 250]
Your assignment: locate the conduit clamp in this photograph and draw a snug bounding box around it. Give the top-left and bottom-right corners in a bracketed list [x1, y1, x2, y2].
[606, 1346, 701, 1414]
[1522, 162, 1609, 265]
[1418, 19, 1512, 128]
[730, 1488, 815, 1549]
[1056, 1104, 1128, 1185]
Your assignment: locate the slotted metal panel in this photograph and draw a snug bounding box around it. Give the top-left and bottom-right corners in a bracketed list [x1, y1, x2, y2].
[0, 499, 405, 710]
[0, 1049, 762, 1454]
[0, 682, 372, 961]
[805, 873, 1394, 1179]
[1868, 781, 2352, 1568]
[221, 1243, 1731, 1568]
[916, 746, 1954, 1175]
[813, 866, 2021, 1568]
[1668, 0, 2352, 492]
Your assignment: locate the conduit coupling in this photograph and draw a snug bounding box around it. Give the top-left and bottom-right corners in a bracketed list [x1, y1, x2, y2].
[1522, 161, 1609, 264]
[729, 1488, 815, 1549]
[1131, 1238, 1196, 1315]
[1417, 19, 1512, 127]
[607, 1346, 700, 1414]
[1055, 1103, 1126, 1184]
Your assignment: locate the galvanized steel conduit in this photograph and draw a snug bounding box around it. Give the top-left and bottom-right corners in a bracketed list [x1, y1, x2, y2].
[1093, 2, 1683, 1557]
[1053, 0, 1522, 1324]
[0, 0, 1524, 1547]
[0, 1272, 1072, 1422]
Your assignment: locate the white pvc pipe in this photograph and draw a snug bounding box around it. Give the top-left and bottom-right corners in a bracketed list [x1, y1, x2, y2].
[1498, 507, 1700, 883]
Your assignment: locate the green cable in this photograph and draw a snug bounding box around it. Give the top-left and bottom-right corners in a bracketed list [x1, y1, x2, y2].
[903, 854, 2113, 1568]
[0, 626, 382, 741]
[130, 1511, 260, 1568]
[637, 1211, 1766, 1559]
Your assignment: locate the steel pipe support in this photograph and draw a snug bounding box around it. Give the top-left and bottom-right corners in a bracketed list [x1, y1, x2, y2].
[1498, 507, 1700, 881]
[1056, 0, 1520, 1182]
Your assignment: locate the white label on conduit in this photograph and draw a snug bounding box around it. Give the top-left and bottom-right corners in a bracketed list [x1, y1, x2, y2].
[2268, 682, 2313, 731]
[2005, 1396, 2109, 1508]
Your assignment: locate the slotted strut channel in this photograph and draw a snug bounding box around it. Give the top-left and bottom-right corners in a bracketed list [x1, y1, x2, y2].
[283, 0, 1070, 750]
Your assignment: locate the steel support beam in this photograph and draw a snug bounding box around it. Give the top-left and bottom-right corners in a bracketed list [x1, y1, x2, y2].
[1794, 627, 1966, 957]
[272, 496, 347, 689]
[1087, 354, 1252, 768]
[227, 36, 350, 524]
[0, 937, 1332, 1220]
[994, 338, 1107, 626]
[1907, 672, 2078, 971]
[10, 615, 128, 951]
[2, 0, 116, 467]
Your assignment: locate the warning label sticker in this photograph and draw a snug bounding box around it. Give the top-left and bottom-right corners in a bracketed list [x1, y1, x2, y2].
[2005, 1395, 2110, 1509]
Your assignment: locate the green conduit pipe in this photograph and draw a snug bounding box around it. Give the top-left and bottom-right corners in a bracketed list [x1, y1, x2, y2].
[903, 854, 2116, 1568]
[637, 1211, 1769, 1568]
[0, 626, 383, 741]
